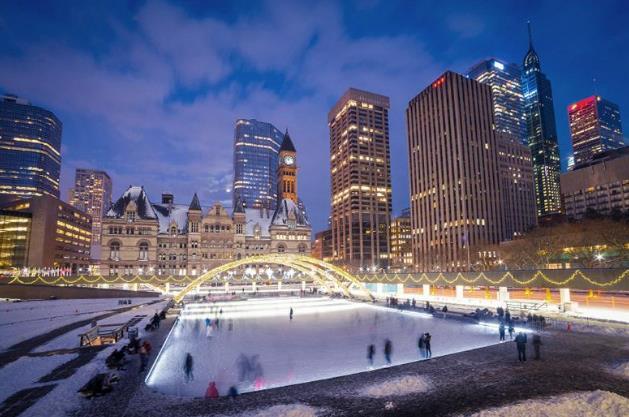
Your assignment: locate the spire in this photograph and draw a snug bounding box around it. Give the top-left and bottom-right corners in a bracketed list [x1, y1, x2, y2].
[523, 21, 540, 70]
[279, 129, 296, 152]
[189, 193, 202, 211]
[527, 21, 533, 49]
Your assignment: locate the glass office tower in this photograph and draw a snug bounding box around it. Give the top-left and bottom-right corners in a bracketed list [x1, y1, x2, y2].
[568, 95, 624, 166]
[521, 24, 561, 216]
[232, 119, 283, 210]
[468, 58, 527, 144]
[0, 94, 62, 200]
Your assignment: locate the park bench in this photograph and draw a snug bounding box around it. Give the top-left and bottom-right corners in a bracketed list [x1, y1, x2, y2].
[79, 315, 146, 346]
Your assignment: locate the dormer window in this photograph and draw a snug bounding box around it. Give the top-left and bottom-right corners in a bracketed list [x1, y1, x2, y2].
[126, 210, 136, 222]
[170, 226, 177, 235]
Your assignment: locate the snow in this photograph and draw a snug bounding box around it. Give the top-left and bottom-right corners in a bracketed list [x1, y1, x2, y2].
[215, 404, 323, 417]
[146, 297, 501, 397]
[153, 203, 190, 234]
[245, 208, 273, 237]
[459, 390, 629, 417]
[357, 374, 431, 398]
[19, 301, 168, 417]
[0, 353, 77, 403]
[0, 298, 160, 350]
[608, 361, 629, 380]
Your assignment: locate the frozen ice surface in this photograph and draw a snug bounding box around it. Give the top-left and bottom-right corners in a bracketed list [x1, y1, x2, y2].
[459, 390, 629, 417]
[146, 297, 501, 397]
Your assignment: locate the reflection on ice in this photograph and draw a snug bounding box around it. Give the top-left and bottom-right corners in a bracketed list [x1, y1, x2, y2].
[146, 297, 500, 397]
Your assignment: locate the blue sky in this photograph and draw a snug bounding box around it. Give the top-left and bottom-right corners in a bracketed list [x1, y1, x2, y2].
[1, 0, 628, 231]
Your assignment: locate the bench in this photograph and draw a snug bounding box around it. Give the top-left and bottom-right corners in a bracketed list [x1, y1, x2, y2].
[79, 315, 146, 346]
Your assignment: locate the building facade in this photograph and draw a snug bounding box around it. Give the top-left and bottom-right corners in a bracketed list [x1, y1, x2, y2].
[406, 71, 504, 272]
[312, 229, 333, 261]
[101, 133, 311, 276]
[468, 58, 527, 144]
[328, 88, 392, 268]
[69, 169, 112, 251]
[233, 119, 283, 210]
[561, 147, 629, 218]
[1, 196, 91, 272]
[0, 209, 31, 269]
[390, 208, 412, 267]
[521, 24, 562, 216]
[497, 133, 538, 238]
[0, 94, 62, 201]
[568, 96, 624, 166]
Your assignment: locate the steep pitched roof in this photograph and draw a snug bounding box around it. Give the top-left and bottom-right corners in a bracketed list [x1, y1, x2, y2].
[152, 203, 189, 234]
[105, 186, 157, 219]
[279, 129, 296, 152]
[189, 193, 202, 211]
[271, 198, 310, 227]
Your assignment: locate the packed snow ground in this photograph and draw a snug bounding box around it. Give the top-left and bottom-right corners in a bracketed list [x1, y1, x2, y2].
[0, 297, 160, 350]
[459, 390, 629, 417]
[357, 374, 431, 398]
[146, 297, 503, 397]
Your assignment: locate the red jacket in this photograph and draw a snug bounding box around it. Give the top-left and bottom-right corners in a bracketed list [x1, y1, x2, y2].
[205, 382, 218, 399]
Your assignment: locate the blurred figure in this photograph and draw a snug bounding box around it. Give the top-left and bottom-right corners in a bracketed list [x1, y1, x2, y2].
[532, 333, 542, 360]
[417, 334, 426, 358]
[508, 321, 515, 340]
[499, 321, 506, 342]
[515, 332, 527, 362]
[424, 333, 432, 358]
[290, 307, 294, 320]
[236, 354, 251, 382]
[205, 381, 219, 399]
[367, 344, 375, 367]
[184, 352, 194, 382]
[384, 339, 392, 364]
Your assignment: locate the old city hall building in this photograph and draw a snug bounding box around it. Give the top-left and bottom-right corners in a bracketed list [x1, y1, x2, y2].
[100, 131, 311, 276]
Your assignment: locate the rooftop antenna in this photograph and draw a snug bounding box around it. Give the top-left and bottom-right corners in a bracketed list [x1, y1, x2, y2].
[527, 20, 534, 48]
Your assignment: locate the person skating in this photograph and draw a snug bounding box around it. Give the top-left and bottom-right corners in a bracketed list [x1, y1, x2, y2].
[184, 352, 194, 382]
[417, 334, 426, 358]
[508, 322, 515, 340]
[424, 333, 432, 358]
[505, 309, 511, 323]
[515, 332, 527, 362]
[532, 333, 542, 360]
[367, 344, 375, 367]
[384, 339, 392, 364]
[289, 307, 294, 320]
[205, 381, 219, 399]
[499, 321, 506, 342]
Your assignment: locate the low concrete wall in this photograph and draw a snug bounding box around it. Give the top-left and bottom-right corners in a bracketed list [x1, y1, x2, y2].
[0, 283, 159, 300]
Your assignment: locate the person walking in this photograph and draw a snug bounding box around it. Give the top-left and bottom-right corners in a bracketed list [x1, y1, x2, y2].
[508, 322, 515, 340]
[515, 332, 527, 362]
[367, 344, 375, 367]
[424, 333, 432, 358]
[532, 333, 542, 360]
[184, 352, 194, 382]
[384, 339, 392, 365]
[139, 343, 148, 372]
[417, 334, 426, 358]
[499, 321, 506, 342]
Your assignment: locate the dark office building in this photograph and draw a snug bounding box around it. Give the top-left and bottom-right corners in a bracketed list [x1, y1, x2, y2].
[521, 24, 562, 216]
[0, 94, 62, 201]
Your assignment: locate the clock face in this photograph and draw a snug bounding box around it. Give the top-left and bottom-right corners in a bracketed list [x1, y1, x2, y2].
[284, 155, 295, 165]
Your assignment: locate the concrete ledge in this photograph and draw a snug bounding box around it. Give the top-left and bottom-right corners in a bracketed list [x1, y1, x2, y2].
[0, 283, 159, 300]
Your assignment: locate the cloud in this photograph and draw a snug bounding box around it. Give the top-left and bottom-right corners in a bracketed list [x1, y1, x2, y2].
[446, 14, 485, 39]
[0, 0, 441, 229]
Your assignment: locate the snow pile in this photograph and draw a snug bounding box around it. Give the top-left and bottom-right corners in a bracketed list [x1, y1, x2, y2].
[358, 375, 431, 398]
[608, 362, 629, 379]
[215, 404, 323, 417]
[461, 390, 629, 417]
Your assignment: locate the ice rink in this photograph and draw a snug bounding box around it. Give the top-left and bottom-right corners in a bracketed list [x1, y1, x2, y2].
[146, 297, 503, 397]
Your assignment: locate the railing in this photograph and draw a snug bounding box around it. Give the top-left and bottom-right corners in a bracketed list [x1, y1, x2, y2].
[506, 300, 548, 311]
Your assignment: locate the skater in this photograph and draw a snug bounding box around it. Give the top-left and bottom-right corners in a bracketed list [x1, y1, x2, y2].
[228, 318, 234, 331]
[505, 309, 511, 323]
[515, 332, 527, 362]
[184, 352, 194, 382]
[205, 317, 211, 328]
[236, 354, 251, 382]
[205, 381, 219, 399]
[508, 322, 515, 340]
[228, 385, 239, 398]
[424, 333, 432, 358]
[442, 305, 448, 318]
[384, 339, 392, 365]
[289, 307, 294, 320]
[532, 333, 542, 360]
[367, 344, 375, 367]
[206, 322, 213, 338]
[417, 334, 426, 358]
[499, 321, 506, 342]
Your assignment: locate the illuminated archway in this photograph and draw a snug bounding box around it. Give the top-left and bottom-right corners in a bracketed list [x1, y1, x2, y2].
[173, 254, 373, 302]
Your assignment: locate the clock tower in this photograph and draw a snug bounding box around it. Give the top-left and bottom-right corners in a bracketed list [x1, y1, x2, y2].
[278, 129, 297, 202]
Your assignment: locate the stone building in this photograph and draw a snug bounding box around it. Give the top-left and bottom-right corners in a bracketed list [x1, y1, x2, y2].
[100, 132, 311, 276]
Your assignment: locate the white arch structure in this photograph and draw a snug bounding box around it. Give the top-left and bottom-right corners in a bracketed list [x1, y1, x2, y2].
[173, 254, 374, 303]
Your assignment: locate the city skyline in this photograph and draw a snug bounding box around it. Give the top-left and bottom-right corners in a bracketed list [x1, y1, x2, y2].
[1, 1, 628, 232]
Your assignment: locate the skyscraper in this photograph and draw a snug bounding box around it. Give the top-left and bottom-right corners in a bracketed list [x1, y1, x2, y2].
[468, 58, 527, 144]
[69, 168, 112, 250]
[0, 94, 62, 201]
[521, 23, 562, 216]
[406, 71, 504, 272]
[233, 119, 283, 210]
[328, 88, 392, 268]
[568, 95, 624, 166]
